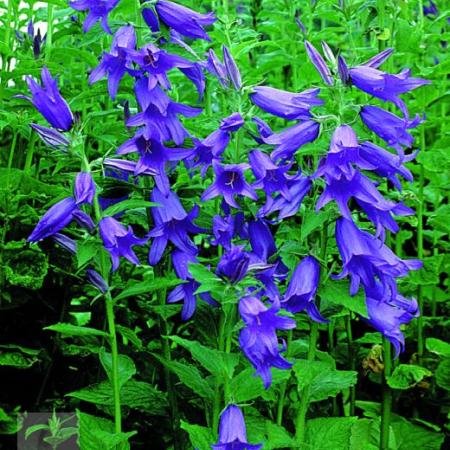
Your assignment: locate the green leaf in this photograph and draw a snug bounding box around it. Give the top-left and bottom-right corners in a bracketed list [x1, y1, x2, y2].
[116, 325, 143, 350]
[76, 241, 100, 269]
[77, 411, 136, 450]
[0, 349, 39, 368]
[168, 335, 239, 379]
[114, 277, 182, 301]
[300, 210, 332, 241]
[152, 354, 214, 399]
[180, 421, 214, 450]
[25, 423, 49, 440]
[68, 380, 167, 414]
[426, 338, 450, 358]
[318, 281, 368, 318]
[306, 417, 358, 449]
[99, 349, 136, 389]
[435, 359, 450, 391]
[188, 263, 226, 299]
[391, 416, 444, 450]
[387, 364, 432, 390]
[102, 200, 158, 217]
[294, 360, 357, 402]
[44, 323, 108, 338]
[230, 368, 265, 403]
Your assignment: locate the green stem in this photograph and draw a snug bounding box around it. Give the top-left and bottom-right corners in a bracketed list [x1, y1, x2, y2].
[346, 314, 356, 416]
[276, 329, 293, 426]
[1, 0, 14, 85]
[212, 312, 226, 433]
[380, 337, 392, 450]
[295, 321, 319, 444]
[46, 4, 54, 63]
[222, 0, 229, 16]
[416, 126, 425, 365]
[24, 134, 36, 174]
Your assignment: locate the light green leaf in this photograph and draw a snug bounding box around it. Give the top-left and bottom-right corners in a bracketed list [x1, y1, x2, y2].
[153, 354, 214, 399]
[169, 335, 239, 379]
[77, 411, 135, 450]
[230, 368, 265, 403]
[318, 281, 368, 318]
[180, 421, 214, 450]
[44, 323, 108, 338]
[391, 416, 444, 450]
[294, 360, 357, 402]
[114, 278, 182, 301]
[435, 359, 450, 391]
[387, 364, 432, 390]
[99, 349, 136, 389]
[102, 200, 158, 217]
[306, 417, 358, 449]
[426, 338, 450, 358]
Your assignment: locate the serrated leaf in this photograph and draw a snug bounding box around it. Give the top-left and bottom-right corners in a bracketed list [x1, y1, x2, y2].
[99, 349, 136, 389]
[168, 335, 239, 379]
[391, 416, 444, 450]
[426, 338, 450, 357]
[294, 360, 357, 402]
[318, 280, 368, 318]
[387, 364, 432, 390]
[77, 411, 135, 450]
[102, 200, 158, 217]
[180, 421, 214, 450]
[44, 323, 108, 338]
[230, 368, 265, 403]
[435, 359, 450, 391]
[306, 417, 358, 449]
[152, 354, 214, 399]
[114, 278, 183, 301]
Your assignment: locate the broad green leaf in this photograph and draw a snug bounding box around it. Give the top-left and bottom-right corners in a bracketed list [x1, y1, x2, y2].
[230, 368, 265, 403]
[391, 416, 444, 450]
[76, 241, 99, 269]
[318, 281, 368, 318]
[169, 335, 239, 379]
[153, 354, 214, 399]
[114, 278, 182, 301]
[102, 200, 158, 217]
[180, 421, 214, 450]
[77, 411, 135, 450]
[68, 380, 167, 414]
[305, 417, 358, 449]
[426, 338, 450, 357]
[435, 359, 450, 391]
[300, 210, 332, 241]
[99, 349, 136, 389]
[44, 323, 108, 338]
[294, 360, 357, 402]
[189, 263, 226, 299]
[387, 364, 432, 390]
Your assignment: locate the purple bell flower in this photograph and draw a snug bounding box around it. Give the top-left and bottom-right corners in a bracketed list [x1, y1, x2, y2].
[262, 120, 320, 161]
[117, 130, 193, 194]
[86, 269, 109, 293]
[202, 162, 257, 209]
[258, 172, 312, 220]
[52, 233, 77, 254]
[74, 172, 95, 205]
[365, 282, 419, 357]
[250, 86, 323, 120]
[282, 256, 326, 323]
[362, 48, 393, 69]
[28, 198, 78, 243]
[358, 141, 415, 191]
[216, 245, 250, 284]
[148, 188, 205, 265]
[155, 0, 216, 41]
[222, 45, 242, 90]
[304, 40, 334, 85]
[238, 296, 296, 388]
[334, 218, 422, 296]
[249, 149, 292, 199]
[21, 67, 73, 131]
[212, 404, 262, 450]
[204, 49, 229, 88]
[250, 117, 273, 145]
[423, 0, 439, 16]
[89, 25, 136, 99]
[30, 124, 70, 149]
[349, 65, 430, 115]
[211, 213, 247, 250]
[360, 105, 423, 156]
[99, 217, 147, 271]
[191, 113, 244, 176]
[167, 250, 216, 320]
[338, 55, 350, 84]
[128, 81, 202, 145]
[69, 0, 120, 34]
